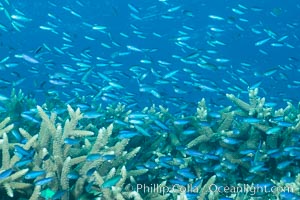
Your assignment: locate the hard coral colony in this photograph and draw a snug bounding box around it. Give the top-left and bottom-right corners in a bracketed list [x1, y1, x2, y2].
[0, 89, 300, 200]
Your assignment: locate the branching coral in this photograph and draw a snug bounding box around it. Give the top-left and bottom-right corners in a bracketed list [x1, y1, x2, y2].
[0, 104, 146, 199]
[0, 88, 300, 199]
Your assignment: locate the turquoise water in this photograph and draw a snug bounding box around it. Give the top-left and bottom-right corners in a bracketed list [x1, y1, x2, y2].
[1, 0, 299, 112]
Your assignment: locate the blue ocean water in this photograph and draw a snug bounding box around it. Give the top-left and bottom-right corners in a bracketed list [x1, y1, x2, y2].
[0, 0, 299, 113]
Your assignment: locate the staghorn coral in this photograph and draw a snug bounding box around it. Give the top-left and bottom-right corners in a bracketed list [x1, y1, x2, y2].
[0, 118, 31, 198]
[0, 105, 146, 199]
[0, 88, 300, 199]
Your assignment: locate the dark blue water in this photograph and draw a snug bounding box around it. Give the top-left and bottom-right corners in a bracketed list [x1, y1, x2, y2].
[0, 0, 299, 113]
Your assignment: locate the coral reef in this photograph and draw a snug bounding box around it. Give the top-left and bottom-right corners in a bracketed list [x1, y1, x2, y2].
[0, 88, 300, 199]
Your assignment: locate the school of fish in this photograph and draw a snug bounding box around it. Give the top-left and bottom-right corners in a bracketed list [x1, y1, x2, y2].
[0, 0, 300, 199]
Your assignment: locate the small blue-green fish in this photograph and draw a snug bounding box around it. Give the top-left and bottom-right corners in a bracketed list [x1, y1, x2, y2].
[210, 27, 225, 33]
[172, 158, 185, 165]
[232, 128, 240, 135]
[176, 146, 186, 151]
[280, 192, 300, 200]
[288, 149, 300, 157]
[222, 160, 238, 170]
[128, 113, 148, 119]
[0, 94, 9, 101]
[263, 68, 278, 76]
[208, 15, 224, 21]
[144, 161, 157, 169]
[203, 154, 219, 161]
[161, 14, 174, 19]
[222, 137, 241, 145]
[0, 169, 13, 180]
[20, 113, 40, 124]
[128, 3, 140, 13]
[163, 70, 179, 79]
[102, 175, 122, 188]
[182, 129, 196, 135]
[277, 121, 293, 127]
[140, 59, 152, 64]
[249, 81, 262, 89]
[11, 130, 23, 143]
[267, 149, 282, 158]
[40, 188, 55, 199]
[197, 121, 212, 127]
[283, 146, 300, 152]
[153, 119, 169, 130]
[113, 120, 129, 127]
[75, 103, 90, 111]
[270, 116, 284, 122]
[34, 177, 54, 186]
[186, 193, 199, 199]
[277, 160, 293, 170]
[159, 156, 173, 163]
[14, 159, 32, 168]
[232, 8, 245, 15]
[83, 111, 104, 119]
[25, 170, 46, 179]
[92, 25, 107, 31]
[191, 178, 203, 190]
[14, 145, 34, 158]
[85, 181, 95, 193]
[216, 171, 227, 179]
[64, 138, 80, 145]
[264, 102, 277, 107]
[239, 149, 256, 155]
[86, 168, 96, 176]
[117, 130, 139, 139]
[249, 163, 268, 173]
[177, 168, 196, 179]
[102, 154, 116, 161]
[266, 126, 281, 135]
[281, 176, 294, 184]
[52, 190, 66, 200]
[130, 13, 142, 20]
[174, 119, 189, 126]
[0, 23, 8, 32]
[270, 43, 284, 47]
[86, 154, 102, 162]
[67, 172, 79, 180]
[49, 79, 68, 86]
[255, 38, 271, 46]
[127, 45, 143, 52]
[159, 162, 172, 169]
[21, 54, 39, 64]
[135, 125, 151, 137]
[242, 117, 262, 124]
[167, 6, 181, 13]
[208, 112, 221, 119]
[11, 14, 32, 22]
[129, 119, 144, 125]
[185, 149, 202, 157]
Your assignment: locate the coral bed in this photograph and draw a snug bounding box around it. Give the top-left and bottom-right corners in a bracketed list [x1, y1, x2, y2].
[0, 89, 300, 199]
